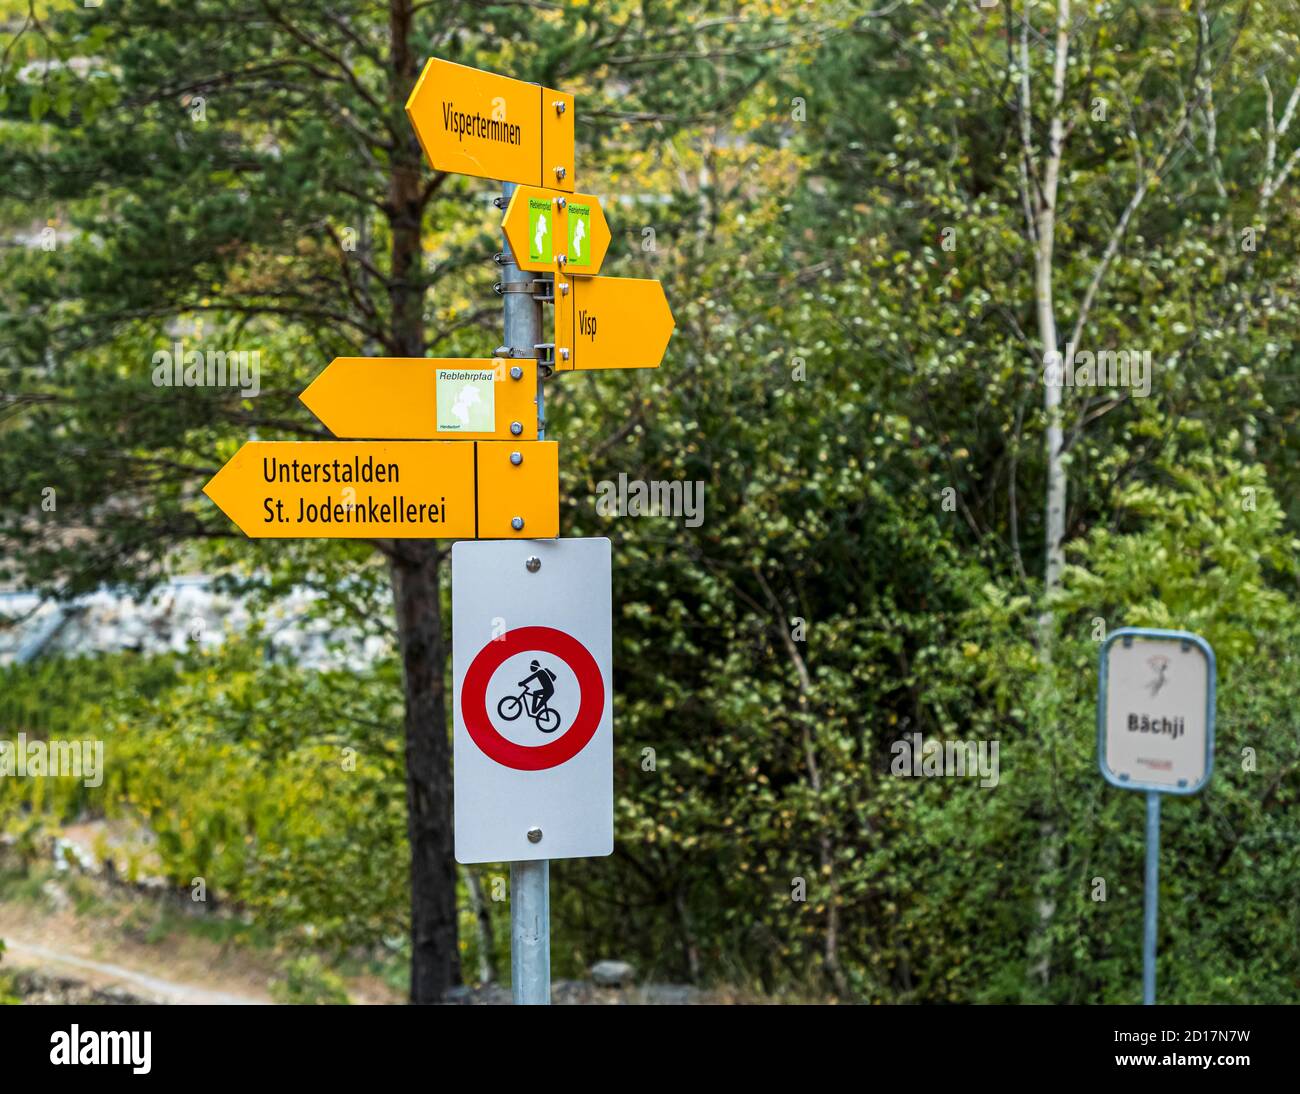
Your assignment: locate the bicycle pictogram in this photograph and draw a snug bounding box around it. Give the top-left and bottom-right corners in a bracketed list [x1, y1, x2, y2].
[496, 659, 562, 734]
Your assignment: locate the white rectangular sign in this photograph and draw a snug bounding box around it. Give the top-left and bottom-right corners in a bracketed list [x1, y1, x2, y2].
[452, 537, 613, 863]
[1099, 629, 1215, 794]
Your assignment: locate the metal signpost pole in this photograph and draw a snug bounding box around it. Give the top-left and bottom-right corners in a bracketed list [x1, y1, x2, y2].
[1143, 790, 1160, 1005]
[1097, 628, 1216, 1008]
[501, 178, 551, 1006]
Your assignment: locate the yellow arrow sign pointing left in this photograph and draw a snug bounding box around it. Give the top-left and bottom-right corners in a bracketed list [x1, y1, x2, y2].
[503, 187, 611, 276]
[405, 58, 574, 191]
[203, 441, 558, 539]
[300, 358, 538, 440]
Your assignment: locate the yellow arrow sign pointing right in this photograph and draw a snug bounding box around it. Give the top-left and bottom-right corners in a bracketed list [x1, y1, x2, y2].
[554, 276, 675, 371]
[503, 187, 612, 276]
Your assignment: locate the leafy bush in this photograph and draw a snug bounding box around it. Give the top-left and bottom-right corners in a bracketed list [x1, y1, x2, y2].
[269, 956, 350, 1005]
[0, 641, 408, 956]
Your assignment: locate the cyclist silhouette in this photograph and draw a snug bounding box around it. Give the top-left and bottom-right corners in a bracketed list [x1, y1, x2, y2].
[518, 659, 557, 714]
[498, 659, 562, 733]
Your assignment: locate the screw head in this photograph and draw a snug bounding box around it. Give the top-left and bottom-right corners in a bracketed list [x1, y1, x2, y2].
[510, 451, 522, 466]
[527, 826, 543, 843]
[560, 348, 570, 361]
[510, 365, 523, 380]
[557, 254, 567, 267]
[510, 421, 523, 436]
[555, 197, 566, 210]
[552, 101, 566, 115]
[511, 517, 524, 531]
[526, 556, 541, 573]
[554, 166, 567, 180]
[560, 282, 569, 296]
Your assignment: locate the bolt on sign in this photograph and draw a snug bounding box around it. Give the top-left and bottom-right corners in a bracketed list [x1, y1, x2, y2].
[453, 538, 613, 863]
[203, 440, 558, 540]
[502, 187, 611, 275]
[554, 275, 675, 370]
[405, 57, 574, 191]
[1098, 628, 1216, 794]
[300, 358, 539, 440]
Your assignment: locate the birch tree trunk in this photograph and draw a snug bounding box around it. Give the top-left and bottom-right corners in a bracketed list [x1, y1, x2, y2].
[1020, 0, 1073, 994]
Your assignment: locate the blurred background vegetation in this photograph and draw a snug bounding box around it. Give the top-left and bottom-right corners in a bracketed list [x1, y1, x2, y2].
[1, 0, 1298, 1002]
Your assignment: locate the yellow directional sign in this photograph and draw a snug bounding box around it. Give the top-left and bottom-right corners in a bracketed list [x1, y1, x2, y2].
[502, 187, 611, 275]
[406, 58, 574, 191]
[300, 358, 538, 441]
[203, 441, 558, 539]
[554, 276, 675, 371]
[476, 440, 559, 538]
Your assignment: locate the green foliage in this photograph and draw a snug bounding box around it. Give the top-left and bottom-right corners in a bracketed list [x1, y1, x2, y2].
[1, 0, 1298, 1003]
[269, 955, 351, 1006]
[0, 643, 409, 955]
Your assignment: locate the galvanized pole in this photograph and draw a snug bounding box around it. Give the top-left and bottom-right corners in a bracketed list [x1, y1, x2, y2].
[501, 179, 551, 1005]
[510, 859, 550, 1004]
[1143, 790, 1160, 1005]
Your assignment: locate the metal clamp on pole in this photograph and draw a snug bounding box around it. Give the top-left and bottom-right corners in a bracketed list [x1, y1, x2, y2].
[533, 343, 556, 373]
[532, 276, 555, 304]
[494, 281, 537, 296]
[492, 251, 509, 266]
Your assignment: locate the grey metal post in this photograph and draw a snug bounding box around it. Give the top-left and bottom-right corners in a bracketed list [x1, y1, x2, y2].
[510, 859, 550, 1004]
[1143, 790, 1160, 1005]
[501, 179, 550, 1005]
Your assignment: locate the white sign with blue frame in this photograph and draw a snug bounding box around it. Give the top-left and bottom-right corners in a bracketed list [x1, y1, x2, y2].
[1098, 627, 1216, 795]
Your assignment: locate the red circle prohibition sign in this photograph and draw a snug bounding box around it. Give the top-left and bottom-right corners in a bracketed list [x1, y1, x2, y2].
[462, 626, 605, 771]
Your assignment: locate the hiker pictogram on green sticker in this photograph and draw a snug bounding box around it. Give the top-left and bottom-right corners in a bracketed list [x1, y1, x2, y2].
[528, 198, 553, 263]
[436, 369, 496, 433]
[568, 203, 591, 266]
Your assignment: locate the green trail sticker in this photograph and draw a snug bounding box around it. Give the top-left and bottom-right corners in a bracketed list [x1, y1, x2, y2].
[436, 369, 496, 433]
[528, 198, 553, 263]
[568, 203, 591, 266]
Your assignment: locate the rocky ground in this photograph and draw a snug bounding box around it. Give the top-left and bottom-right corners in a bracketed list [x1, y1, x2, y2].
[2, 831, 729, 1006]
[8, 969, 151, 1005]
[7, 966, 715, 1006]
[444, 981, 713, 1005]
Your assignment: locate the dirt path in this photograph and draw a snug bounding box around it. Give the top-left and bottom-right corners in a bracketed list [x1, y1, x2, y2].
[3, 935, 269, 1004]
[0, 896, 283, 1005]
[0, 891, 405, 1005]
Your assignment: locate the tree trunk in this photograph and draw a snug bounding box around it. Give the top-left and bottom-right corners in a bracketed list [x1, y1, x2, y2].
[391, 548, 460, 1002]
[386, 0, 460, 1003]
[1023, 0, 1072, 996]
[1036, 0, 1070, 639]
